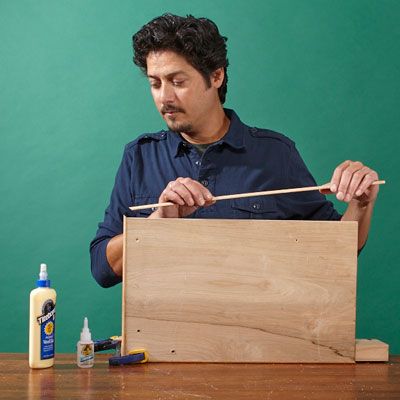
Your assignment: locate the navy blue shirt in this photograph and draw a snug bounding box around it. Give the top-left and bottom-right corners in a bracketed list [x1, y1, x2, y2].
[90, 109, 341, 287]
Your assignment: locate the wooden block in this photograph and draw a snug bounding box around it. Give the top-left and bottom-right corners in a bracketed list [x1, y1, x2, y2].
[122, 218, 358, 363]
[355, 339, 389, 362]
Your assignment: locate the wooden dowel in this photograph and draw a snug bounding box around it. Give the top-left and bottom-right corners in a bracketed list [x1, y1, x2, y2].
[128, 180, 386, 211]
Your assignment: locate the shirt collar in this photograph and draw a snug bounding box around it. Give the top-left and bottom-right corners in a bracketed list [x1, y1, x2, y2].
[169, 108, 246, 157]
[220, 108, 246, 150]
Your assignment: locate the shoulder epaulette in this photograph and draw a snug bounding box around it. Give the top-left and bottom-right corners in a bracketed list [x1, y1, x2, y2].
[248, 127, 294, 148]
[126, 130, 168, 149]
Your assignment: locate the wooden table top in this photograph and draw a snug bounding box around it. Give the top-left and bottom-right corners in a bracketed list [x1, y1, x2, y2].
[2, 353, 400, 399]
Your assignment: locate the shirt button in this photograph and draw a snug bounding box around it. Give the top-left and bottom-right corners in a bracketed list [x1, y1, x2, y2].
[201, 179, 209, 187]
[252, 203, 261, 210]
[195, 160, 201, 166]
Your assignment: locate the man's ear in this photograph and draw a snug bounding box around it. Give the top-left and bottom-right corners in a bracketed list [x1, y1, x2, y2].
[211, 67, 225, 89]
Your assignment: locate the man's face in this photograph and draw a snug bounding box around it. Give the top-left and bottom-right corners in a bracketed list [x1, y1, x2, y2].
[146, 50, 222, 135]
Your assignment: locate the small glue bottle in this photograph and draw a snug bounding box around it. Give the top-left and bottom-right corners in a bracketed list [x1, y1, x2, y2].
[77, 317, 94, 368]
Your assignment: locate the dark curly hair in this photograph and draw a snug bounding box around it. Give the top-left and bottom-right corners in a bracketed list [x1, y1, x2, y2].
[132, 13, 229, 104]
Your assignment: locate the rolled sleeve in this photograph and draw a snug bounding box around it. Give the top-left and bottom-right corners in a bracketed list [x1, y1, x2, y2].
[90, 237, 122, 288]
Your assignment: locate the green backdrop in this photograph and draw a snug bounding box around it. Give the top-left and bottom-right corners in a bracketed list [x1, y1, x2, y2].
[1, 0, 399, 354]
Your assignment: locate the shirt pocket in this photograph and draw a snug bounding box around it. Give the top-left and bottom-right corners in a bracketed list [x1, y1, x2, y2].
[128, 196, 159, 218]
[230, 197, 280, 219]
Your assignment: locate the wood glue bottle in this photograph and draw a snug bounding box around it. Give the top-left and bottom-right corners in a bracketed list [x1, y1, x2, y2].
[29, 263, 57, 368]
[77, 317, 94, 368]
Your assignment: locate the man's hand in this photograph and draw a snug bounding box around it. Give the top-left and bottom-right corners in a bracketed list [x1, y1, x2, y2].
[149, 177, 215, 218]
[320, 160, 379, 205]
[318, 160, 380, 251]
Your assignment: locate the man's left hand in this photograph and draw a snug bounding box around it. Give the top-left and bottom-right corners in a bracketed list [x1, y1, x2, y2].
[320, 160, 379, 205]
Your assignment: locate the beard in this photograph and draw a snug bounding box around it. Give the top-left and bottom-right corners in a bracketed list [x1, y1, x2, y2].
[161, 105, 193, 133]
[166, 119, 193, 133]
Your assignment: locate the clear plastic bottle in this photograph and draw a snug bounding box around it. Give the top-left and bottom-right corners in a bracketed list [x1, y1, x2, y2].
[29, 263, 57, 369]
[77, 317, 94, 368]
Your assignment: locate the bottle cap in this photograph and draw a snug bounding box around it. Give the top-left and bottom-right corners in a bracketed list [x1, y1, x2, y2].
[80, 317, 92, 342]
[39, 263, 48, 280]
[37, 263, 50, 287]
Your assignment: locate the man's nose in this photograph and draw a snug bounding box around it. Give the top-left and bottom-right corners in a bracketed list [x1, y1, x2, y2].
[159, 83, 175, 103]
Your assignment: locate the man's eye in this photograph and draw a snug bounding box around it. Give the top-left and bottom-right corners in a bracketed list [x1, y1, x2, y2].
[172, 80, 184, 86]
[149, 81, 160, 88]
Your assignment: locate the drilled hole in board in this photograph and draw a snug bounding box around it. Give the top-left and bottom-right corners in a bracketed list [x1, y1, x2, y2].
[137, 329, 141, 333]
[171, 349, 176, 354]
[135, 238, 139, 242]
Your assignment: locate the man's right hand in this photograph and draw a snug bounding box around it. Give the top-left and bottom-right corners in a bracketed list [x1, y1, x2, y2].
[149, 177, 215, 218]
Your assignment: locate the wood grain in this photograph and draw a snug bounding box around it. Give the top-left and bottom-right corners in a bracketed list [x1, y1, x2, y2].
[2, 354, 400, 400]
[123, 219, 358, 363]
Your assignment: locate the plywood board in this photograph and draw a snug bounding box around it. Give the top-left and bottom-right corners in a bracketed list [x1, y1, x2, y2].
[123, 218, 358, 363]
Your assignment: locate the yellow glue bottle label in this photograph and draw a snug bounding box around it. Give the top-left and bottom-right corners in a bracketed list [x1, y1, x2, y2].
[37, 299, 56, 359]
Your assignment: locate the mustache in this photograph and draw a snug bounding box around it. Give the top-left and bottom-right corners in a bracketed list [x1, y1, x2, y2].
[161, 105, 184, 114]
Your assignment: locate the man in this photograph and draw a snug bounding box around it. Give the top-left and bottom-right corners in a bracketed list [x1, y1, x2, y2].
[90, 14, 379, 288]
